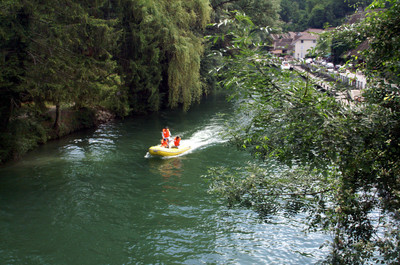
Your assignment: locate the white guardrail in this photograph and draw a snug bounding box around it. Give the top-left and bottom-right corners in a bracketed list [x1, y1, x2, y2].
[335, 71, 366, 90]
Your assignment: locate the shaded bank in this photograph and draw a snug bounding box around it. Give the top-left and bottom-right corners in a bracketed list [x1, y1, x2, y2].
[0, 107, 114, 165]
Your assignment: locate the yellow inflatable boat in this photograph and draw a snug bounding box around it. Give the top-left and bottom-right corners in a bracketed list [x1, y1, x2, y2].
[148, 145, 191, 157]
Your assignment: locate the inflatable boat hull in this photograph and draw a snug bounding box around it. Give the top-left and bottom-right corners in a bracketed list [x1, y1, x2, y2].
[148, 145, 191, 157]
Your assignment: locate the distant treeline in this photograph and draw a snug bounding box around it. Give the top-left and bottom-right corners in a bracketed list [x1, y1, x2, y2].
[280, 0, 373, 31]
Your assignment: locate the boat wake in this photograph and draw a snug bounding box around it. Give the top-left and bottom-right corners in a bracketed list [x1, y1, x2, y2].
[182, 124, 228, 152]
[145, 115, 230, 158]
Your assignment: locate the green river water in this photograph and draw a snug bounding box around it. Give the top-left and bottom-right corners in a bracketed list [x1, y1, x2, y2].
[0, 93, 329, 264]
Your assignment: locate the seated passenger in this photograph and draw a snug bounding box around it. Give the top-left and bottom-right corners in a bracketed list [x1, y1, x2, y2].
[161, 138, 169, 148]
[173, 136, 181, 148]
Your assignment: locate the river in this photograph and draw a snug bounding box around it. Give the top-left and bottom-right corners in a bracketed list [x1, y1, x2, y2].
[0, 93, 329, 264]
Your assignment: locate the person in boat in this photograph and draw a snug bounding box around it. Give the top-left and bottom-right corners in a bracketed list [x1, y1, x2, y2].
[162, 126, 171, 142]
[161, 138, 169, 148]
[173, 136, 181, 148]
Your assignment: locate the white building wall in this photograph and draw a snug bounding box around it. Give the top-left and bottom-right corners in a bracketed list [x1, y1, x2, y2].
[294, 40, 317, 59]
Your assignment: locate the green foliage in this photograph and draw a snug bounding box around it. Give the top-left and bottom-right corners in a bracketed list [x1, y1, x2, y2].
[206, 6, 400, 263]
[211, 0, 281, 28]
[280, 0, 373, 31]
[0, 0, 212, 162]
[0, 0, 128, 133]
[0, 0, 212, 126]
[0, 1, 30, 130]
[308, 4, 329, 28]
[362, 0, 400, 84]
[313, 32, 332, 58]
[165, 0, 209, 110]
[0, 116, 48, 163]
[116, 0, 163, 113]
[204, 163, 337, 220]
[117, 0, 211, 112]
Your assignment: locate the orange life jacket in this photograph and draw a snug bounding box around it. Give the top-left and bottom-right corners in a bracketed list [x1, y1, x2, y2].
[174, 137, 180, 147]
[161, 139, 168, 147]
[162, 128, 170, 138]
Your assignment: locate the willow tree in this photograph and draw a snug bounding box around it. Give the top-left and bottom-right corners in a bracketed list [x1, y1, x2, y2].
[165, 0, 211, 110]
[117, 0, 211, 112]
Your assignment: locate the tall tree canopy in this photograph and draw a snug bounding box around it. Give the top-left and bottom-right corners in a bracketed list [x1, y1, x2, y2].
[0, 0, 125, 129]
[117, 0, 211, 112]
[205, 1, 400, 263]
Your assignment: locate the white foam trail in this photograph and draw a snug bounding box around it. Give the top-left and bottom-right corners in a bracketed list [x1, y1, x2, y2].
[178, 114, 230, 155]
[146, 116, 230, 158]
[185, 125, 227, 150]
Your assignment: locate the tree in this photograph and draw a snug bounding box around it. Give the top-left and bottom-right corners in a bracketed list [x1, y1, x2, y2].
[308, 4, 329, 28]
[0, 1, 31, 131]
[280, 0, 300, 24]
[211, 0, 281, 28]
[117, 0, 211, 112]
[36, 1, 123, 132]
[205, 2, 400, 263]
[0, 0, 212, 163]
[0, 0, 126, 135]
[280, 0, 373, 31]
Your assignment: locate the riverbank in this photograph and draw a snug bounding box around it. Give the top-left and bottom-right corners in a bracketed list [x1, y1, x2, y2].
[0, 107, 115, 165]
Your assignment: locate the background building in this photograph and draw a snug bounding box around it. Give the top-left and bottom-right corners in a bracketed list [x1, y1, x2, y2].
[271, 29, 323, 59]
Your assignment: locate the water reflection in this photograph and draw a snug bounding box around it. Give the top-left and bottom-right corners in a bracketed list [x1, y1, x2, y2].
[60, 124, 119, 162]
[161, 159, 183, 180]
[148, 157, 184, 179]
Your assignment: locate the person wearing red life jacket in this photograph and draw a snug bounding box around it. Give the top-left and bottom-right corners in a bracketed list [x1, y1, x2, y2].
[162, 126, 171, 141]
[161, 138, 169, 148]
[174, 136, 181, 148]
